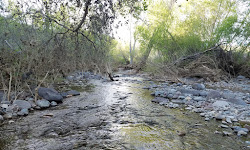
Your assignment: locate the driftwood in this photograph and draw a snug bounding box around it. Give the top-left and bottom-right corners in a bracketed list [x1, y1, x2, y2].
[107, 73, 115, 81]
[169, 45, 245, 80]
[173, 45, 225, 66]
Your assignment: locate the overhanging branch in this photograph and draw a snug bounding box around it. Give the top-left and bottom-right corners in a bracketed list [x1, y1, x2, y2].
[74, 0, 92, 32]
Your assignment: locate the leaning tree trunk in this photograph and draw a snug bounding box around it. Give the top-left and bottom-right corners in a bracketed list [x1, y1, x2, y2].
[136, 29, 159, 71]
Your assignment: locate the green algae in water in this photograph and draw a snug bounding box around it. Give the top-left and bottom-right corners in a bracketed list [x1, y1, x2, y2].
[121, 123, 178, 149]
[68, 84, 95, 92]
[56, 84, 95, 93]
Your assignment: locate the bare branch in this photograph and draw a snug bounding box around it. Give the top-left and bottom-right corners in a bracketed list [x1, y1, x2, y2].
[74, 0, 92, 32]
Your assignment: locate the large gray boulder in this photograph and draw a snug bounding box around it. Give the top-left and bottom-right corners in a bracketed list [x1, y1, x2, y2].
[13, 100, 32, 110]
[38, 87, 63, 102]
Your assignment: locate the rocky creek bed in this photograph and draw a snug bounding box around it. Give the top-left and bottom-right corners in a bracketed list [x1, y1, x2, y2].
[0, 71, 249, 149]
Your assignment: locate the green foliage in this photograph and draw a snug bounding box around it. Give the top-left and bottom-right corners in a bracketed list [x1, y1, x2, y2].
[135, 0, 249, 64]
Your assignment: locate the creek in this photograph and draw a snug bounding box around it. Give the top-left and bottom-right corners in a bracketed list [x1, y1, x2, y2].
[0, 74, 246, 150]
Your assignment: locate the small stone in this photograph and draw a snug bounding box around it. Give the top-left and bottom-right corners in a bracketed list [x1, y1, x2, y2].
[232, 118, 238, 122]
[221, 124, 229, 128]
[152, 97, 169, 103]
[178, 131, 186, 136]
[200, 113, 206, 117]
[227, 98, 247, 106]
[66, 76, 74, 81]
[3, 113, 12, 119]
[232, 126, 242, 132]
[222, 121, 227, 124]
[237, 130, 247, 136]
[17, 109, 29, 116]
[13, 100, 32, 110]
[1, 104, 9, 109]
[8, 120, 14, 124]
[193, 108, 204, 113]
[239, 120, 250, 125]
[207, 90, 222, 99]
[12, 113, 17, 118]
[222, 131, 232, 136]
[212, 100, 229, 108]
[185, 96, 192, 101]
[50, 101, 57, 107]
[236, 75, 246, 81]
[172, 99, 185, 104]
[36, 99, 50, 108]
[193, 97, 205, 101]
[226, 117, 232, 124]
[172, 104, 179, 108]
[205, 118, 210, 121]
[199, 91, 208, 97]
[185, 107, 192, 110]
[192, 83, 205, 90]
[215, 113, 225, 120]
[67, 90, 80, 96]
[241, 128, 249, 133]
[0, 115, 3, 121]
[34, 106, 41, 110]
[214, 131, 221, 134]
[178, 96, 186, 99]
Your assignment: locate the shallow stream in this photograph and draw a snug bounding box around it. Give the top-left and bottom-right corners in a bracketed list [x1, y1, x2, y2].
[0, 75, 247, 150]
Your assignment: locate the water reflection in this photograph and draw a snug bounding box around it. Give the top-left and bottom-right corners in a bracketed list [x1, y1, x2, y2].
[108, 77, 245, 150]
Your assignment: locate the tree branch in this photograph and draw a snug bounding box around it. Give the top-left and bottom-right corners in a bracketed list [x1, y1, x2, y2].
[43, 14, 97, 50]
[74, 0, 92, 32]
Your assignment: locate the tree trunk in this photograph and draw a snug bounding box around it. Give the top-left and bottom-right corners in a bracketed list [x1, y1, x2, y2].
[136, 29, 158, 71]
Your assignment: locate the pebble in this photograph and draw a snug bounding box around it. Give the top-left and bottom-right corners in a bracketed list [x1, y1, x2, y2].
[51, 101, 58, 107]
[222, 131, 232, 136]
[221, 124, 229, 128]
[1, 104, 9, 109]
[200, 113, 206, 117]
[3, 113, 12, 119]
[185, 107, 192, 110]
[185, 96, 192, 101]
[193, 97, 205, 101]
[17, 109, 29, 116]
[0, 115, 3, 121]
[215, 113, 225, 120]
[237, 130, 247, 136]
[212, 101, 229, 109]
[221, 121, 227, 124]
[226, 117, 232, 124]
[13, 100, 32, 110]
[205, 118, 210, 121]
[36, 99, 50, 108]
[192, 83, 205, 90]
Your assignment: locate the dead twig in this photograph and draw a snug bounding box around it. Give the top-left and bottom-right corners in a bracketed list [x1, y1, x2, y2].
[34, 71, 49, 102]
[7, 72, 12, 101]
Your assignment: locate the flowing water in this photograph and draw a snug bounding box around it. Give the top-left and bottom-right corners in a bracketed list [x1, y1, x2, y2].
[0, 75, 247, 150]
[105, 76, 246, 150]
